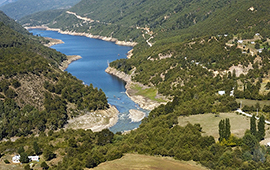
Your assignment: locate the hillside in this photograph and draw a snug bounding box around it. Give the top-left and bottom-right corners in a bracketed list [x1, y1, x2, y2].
[3, 0, 270, 170]
[0, 13, 109, 140]
[0, 0, 17, 7]
[0, 11, 29, 35]
[19, 0, 270, 43]
[0, 0, 80, 20]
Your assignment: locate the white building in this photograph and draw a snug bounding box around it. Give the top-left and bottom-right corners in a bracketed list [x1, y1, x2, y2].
[12, 155, 39, 163]
[28, 156, 40, 162]
[218, 91, 225, 95]
[238, 40, 243, 44]
[12, 155, 20, 163]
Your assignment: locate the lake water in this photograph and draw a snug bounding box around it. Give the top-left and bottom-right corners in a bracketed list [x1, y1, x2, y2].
[30, 29, 149, 133]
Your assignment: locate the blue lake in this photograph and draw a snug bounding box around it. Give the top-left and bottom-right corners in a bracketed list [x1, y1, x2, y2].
[30, 29, 149, 133]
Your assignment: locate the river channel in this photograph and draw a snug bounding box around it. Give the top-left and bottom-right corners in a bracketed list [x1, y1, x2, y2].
[30, 29, 149, 133]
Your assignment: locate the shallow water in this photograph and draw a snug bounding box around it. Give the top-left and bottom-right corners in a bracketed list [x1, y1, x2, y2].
[30, 29, 149, 133]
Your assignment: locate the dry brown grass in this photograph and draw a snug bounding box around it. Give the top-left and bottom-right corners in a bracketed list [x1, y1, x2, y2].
[0, 155, 23, 170]
[178, 112, 270, 141]
[90, 153, 207, 170]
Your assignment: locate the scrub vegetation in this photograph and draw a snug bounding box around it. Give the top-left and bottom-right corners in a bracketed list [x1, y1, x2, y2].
[2, 0, 270, 169]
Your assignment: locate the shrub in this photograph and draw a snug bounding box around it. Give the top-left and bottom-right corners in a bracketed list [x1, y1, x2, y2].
[4, 159, 10, 164]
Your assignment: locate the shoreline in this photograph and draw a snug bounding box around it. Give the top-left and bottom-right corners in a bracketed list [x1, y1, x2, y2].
[44, 37, 64, 47]
[59, 55, 82, 71]
[105, 66, 168, 110]
[38, 28, 120, 132]
[65, 105, 119, 132]
[26, 26, 137, 47]
[128, 109, 146, 122]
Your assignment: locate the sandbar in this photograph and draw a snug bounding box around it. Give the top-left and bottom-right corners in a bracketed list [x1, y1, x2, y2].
[128, 109, 146, 122]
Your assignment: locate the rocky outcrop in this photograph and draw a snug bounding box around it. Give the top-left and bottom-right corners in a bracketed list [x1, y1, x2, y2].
[44, 37, 64, 47]
[105, 66, 168, 110]
[65, 105, 119, 132]
[59, 55, 82, 71]
[128, 109, 145, 122]
[105, 67, 131, 82]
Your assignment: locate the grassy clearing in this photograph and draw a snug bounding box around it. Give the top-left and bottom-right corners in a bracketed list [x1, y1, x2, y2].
[178, 112, 270, 141]
[92, 153, 207, 170]
[131, 84, 167, 102]
[236, 99, 270, 107]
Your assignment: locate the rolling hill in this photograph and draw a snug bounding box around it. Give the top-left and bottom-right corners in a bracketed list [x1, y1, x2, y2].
[2, 0, 270, 169]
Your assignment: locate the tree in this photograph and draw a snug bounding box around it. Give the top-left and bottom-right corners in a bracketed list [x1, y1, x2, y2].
[85, 156, 96, 168]
[68, 137, 77, 148]
[243, 132, 258, 153]
[41, 162, 49, 170]
[24, 164, 31, 170]
[255, 102, 260, 111]
[250, 115, 257, 137]
[219, 119, 225, 141]
[225, 118, 231, 140]
[33, 141, 41, 155]
[20, 152, 29, 163]
[18, 146, 25, 155]
[43, 146, 55, 161]
[257, 115, 265, 141]
[255, 43, 260, 49]
[262, 105, 270, 112]
[219, 118, 231, 141]
[97, 129, 114, 146]
[265, 82, 270, 90]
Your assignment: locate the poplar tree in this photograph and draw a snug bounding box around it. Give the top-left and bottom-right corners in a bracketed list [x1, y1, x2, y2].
[257, 115, 265, 141]
[218, 118, 231, 141]
[250, 115, 257, 137]
[225, 118, 231, 140]
[219, 119, 225, 141]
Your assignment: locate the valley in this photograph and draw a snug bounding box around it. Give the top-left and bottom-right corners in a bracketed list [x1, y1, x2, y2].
[1, 0, 270, 169]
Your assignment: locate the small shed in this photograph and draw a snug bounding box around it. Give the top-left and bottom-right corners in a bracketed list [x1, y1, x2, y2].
[218, 91, 225, 95]
[28, 156, 40, 162]
[12, 155, 20, 163]
[238, 40, 243, 44]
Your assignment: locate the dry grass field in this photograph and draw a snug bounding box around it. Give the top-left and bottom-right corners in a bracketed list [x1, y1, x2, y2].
[236, 99, 270, 107]
[178, 112, 270, 141]
[90, 153, 207, 170]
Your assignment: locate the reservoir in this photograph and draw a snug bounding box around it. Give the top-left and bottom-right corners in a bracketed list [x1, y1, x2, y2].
[30, 29, 149, 133]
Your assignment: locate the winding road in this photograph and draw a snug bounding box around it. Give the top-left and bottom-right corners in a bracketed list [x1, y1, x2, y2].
[236, 108, 270, 124]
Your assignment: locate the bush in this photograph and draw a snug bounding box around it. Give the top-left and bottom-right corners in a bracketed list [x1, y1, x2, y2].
[41, 162, 49, 170]
[4, 159, 10, 164]
[20, 152, 29, 163]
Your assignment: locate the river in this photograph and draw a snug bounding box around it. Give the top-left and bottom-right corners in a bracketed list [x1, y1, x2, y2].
[30, 29, 149, 133]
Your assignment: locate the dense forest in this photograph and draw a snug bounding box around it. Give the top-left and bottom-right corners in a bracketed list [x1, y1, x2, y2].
[1, 0, 270, 169]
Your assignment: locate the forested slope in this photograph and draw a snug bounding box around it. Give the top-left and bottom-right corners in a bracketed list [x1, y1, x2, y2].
[0, 14, 108, 140]
[19, 0, 270, 43]
[4, 1, 270, 170]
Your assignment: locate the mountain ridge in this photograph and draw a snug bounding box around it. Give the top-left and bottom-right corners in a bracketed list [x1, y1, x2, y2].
[0, 0, 81, 20]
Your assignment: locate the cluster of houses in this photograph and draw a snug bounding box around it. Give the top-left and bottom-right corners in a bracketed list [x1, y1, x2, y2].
[218, 87, 234, 97]
[12, 155, 39, 163]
